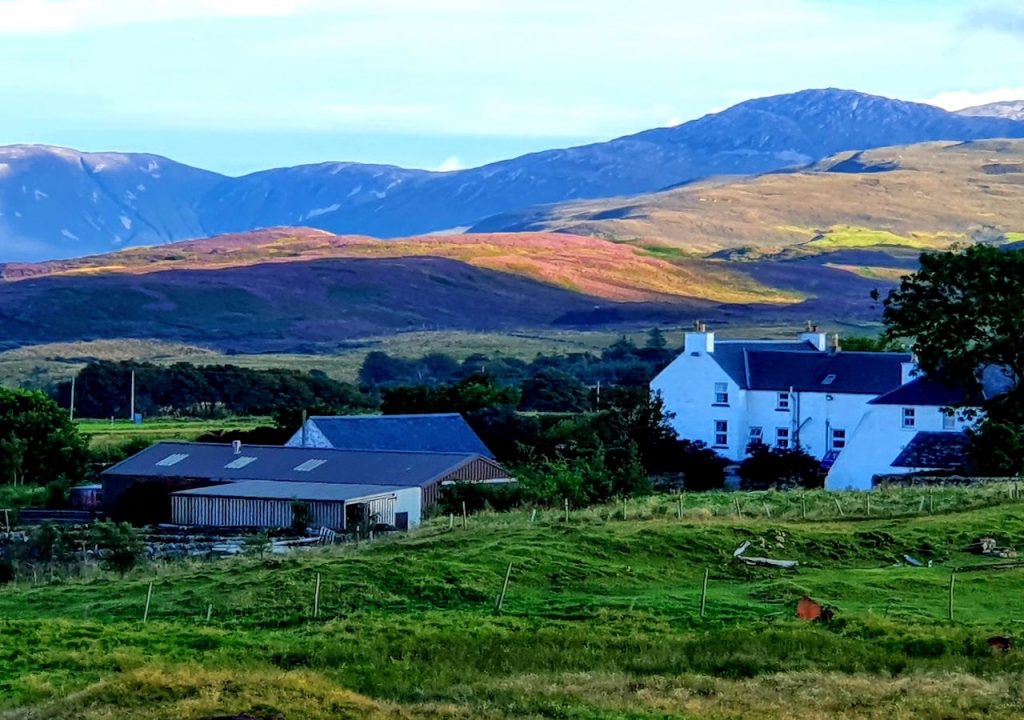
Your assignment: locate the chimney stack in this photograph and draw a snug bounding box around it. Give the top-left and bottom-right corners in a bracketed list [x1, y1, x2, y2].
[684, 321, 715, 354]
[798, 322, 827, 351]
[231, 440, 242, 455]
[831, 333, 841, 353]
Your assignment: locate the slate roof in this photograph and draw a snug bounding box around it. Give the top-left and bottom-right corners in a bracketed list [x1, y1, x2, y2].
[870, 377, 966, 407]
[306, 413, 494, 458]
[892, 432, 970, 469]
[172, 480, 407, 502]
[707, 341, 819, 386]
[742, 350, 912, 394]
[102, 442, 485, 489]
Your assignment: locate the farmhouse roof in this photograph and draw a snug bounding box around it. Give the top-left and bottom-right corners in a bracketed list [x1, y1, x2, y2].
[172, 479, 407, 502]
[706, 340, 819, 386]
[891, 432, 970, 469]
[305, 413, 494, 458]
[102, 441, 498, 489]
[735, 348, 912, 394]
[870, 377, 966, 407]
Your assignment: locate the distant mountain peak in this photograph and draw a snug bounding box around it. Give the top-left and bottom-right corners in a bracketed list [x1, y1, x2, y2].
[957, 100, 1024, 121]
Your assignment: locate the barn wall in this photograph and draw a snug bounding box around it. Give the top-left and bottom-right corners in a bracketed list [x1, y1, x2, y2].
[171, 496, 346, 530]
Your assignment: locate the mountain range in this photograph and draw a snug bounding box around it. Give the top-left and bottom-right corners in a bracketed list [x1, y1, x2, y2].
[4, 135, 1023, 351]
[3, 88, 1024, 262]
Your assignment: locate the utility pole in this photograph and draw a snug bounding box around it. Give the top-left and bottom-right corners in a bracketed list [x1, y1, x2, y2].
[129, 370, 136, 421]
[69, 376, 76, 422]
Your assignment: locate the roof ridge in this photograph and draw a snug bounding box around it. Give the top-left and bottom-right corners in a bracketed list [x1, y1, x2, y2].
[140, 440, 479, 458]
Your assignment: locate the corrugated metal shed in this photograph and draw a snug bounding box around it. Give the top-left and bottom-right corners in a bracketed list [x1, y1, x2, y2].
[170, 480, 416, 530]
[173, 480, 406, 501]
[299, 413, 495, 458]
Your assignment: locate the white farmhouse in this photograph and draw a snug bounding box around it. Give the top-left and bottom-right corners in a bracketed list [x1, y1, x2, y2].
[651, 324, 913, 462]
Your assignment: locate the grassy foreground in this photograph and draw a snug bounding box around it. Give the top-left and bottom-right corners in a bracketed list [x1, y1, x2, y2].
[3, 489, 1024, 719]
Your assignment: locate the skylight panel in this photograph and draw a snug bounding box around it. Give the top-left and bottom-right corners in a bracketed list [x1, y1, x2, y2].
[225, 456, 257, 470]
[155, 453, 189, 467]
[294, 458, 327, 472]
[821, 374, 836, 385]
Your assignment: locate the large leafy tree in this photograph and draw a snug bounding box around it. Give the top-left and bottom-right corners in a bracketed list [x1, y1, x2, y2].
[0, 388, 89, 486]
[881, 245, 1024, 396]
[880, 246, 1024, 474]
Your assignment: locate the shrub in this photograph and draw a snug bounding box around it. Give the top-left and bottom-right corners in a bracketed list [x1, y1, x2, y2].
[242, 531, 272, 559]
[89, 520, 144, 575]
[739, 442, 825, 490]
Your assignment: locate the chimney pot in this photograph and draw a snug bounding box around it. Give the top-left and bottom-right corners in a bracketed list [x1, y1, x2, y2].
[232, 439, 242, 455]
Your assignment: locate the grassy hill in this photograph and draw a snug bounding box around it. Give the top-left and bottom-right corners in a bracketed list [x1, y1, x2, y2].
[4, 488, 1024, 719]
[475, 140, 1024, 258]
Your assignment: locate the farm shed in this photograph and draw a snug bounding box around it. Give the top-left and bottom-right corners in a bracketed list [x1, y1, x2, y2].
[171, 480, 421, 531]
[101, 441, 512, 526]
[286, 413, 496, 458]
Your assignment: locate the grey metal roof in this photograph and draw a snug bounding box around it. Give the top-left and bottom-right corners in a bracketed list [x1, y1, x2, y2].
[172, 480, 406, 502]
[102, 441, 480, 488]
[892, 431, 970, 469]
[708, 341, 820, 386]
[306, 413, 494, 458]
[744, 350, 912, 394]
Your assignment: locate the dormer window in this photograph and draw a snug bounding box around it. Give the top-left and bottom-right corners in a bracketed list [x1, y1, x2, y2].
[776, 392, 791, 411]
[714, 382, 729, 405]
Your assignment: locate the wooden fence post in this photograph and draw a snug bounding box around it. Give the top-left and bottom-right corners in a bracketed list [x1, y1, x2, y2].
[143, 580, 154, 623]
[699, 568, 709, 618]
[462, 501, 468, 529]
[801, 494, 807, 520]
[734, 497, 742, 517]
[833, 497, 844, 517]
[449, 513, 454, 530]
[313, 572, 322, 619]
[677, 495, 683, 520]
[763, 502, 772, 519]
[564, 498, 570, 523]
[530, 509, 537, 523]
[929, 487, 934, 514]
[622, 498, 627, 521]
[948, 573, 956, 621]
[495, 562, 513, 613]
[206, 603, 213, 623]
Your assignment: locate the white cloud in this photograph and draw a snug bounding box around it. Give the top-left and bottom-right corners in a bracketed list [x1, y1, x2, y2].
[923, 87, 1024, 111]
[436, 156, 463, 172]
[0, 0, 318, 34]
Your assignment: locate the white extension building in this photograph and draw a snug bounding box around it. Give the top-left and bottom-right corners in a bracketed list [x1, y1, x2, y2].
[826, 368, 1014, 490]
[652, 325, 913, 463]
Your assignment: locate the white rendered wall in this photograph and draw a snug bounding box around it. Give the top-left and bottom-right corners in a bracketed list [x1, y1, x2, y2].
[651, 350, 747, 460]
[826, 404, 970, 491]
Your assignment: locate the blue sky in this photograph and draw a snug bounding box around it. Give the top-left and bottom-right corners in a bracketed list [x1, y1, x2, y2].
[1, 0, 1022, 175]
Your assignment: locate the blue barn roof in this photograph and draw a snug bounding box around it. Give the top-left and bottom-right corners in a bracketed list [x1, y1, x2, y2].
[305, 413, 495, 458]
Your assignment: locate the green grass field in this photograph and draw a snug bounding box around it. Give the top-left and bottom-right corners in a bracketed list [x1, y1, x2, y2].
[3, 487, 1024, 719]
[77, 417, 271, 451]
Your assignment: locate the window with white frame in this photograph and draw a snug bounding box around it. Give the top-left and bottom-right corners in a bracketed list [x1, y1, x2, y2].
[942, 411, 956, 430]
[714, 420, 729, 447]
[777, 391, 791, 411]
[830, 428, 846, 450]
[902, 407, 916, 429]
[714, 382, 729, 405]
[749, 426, 764, 444]
[776, 427, 790, 449]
